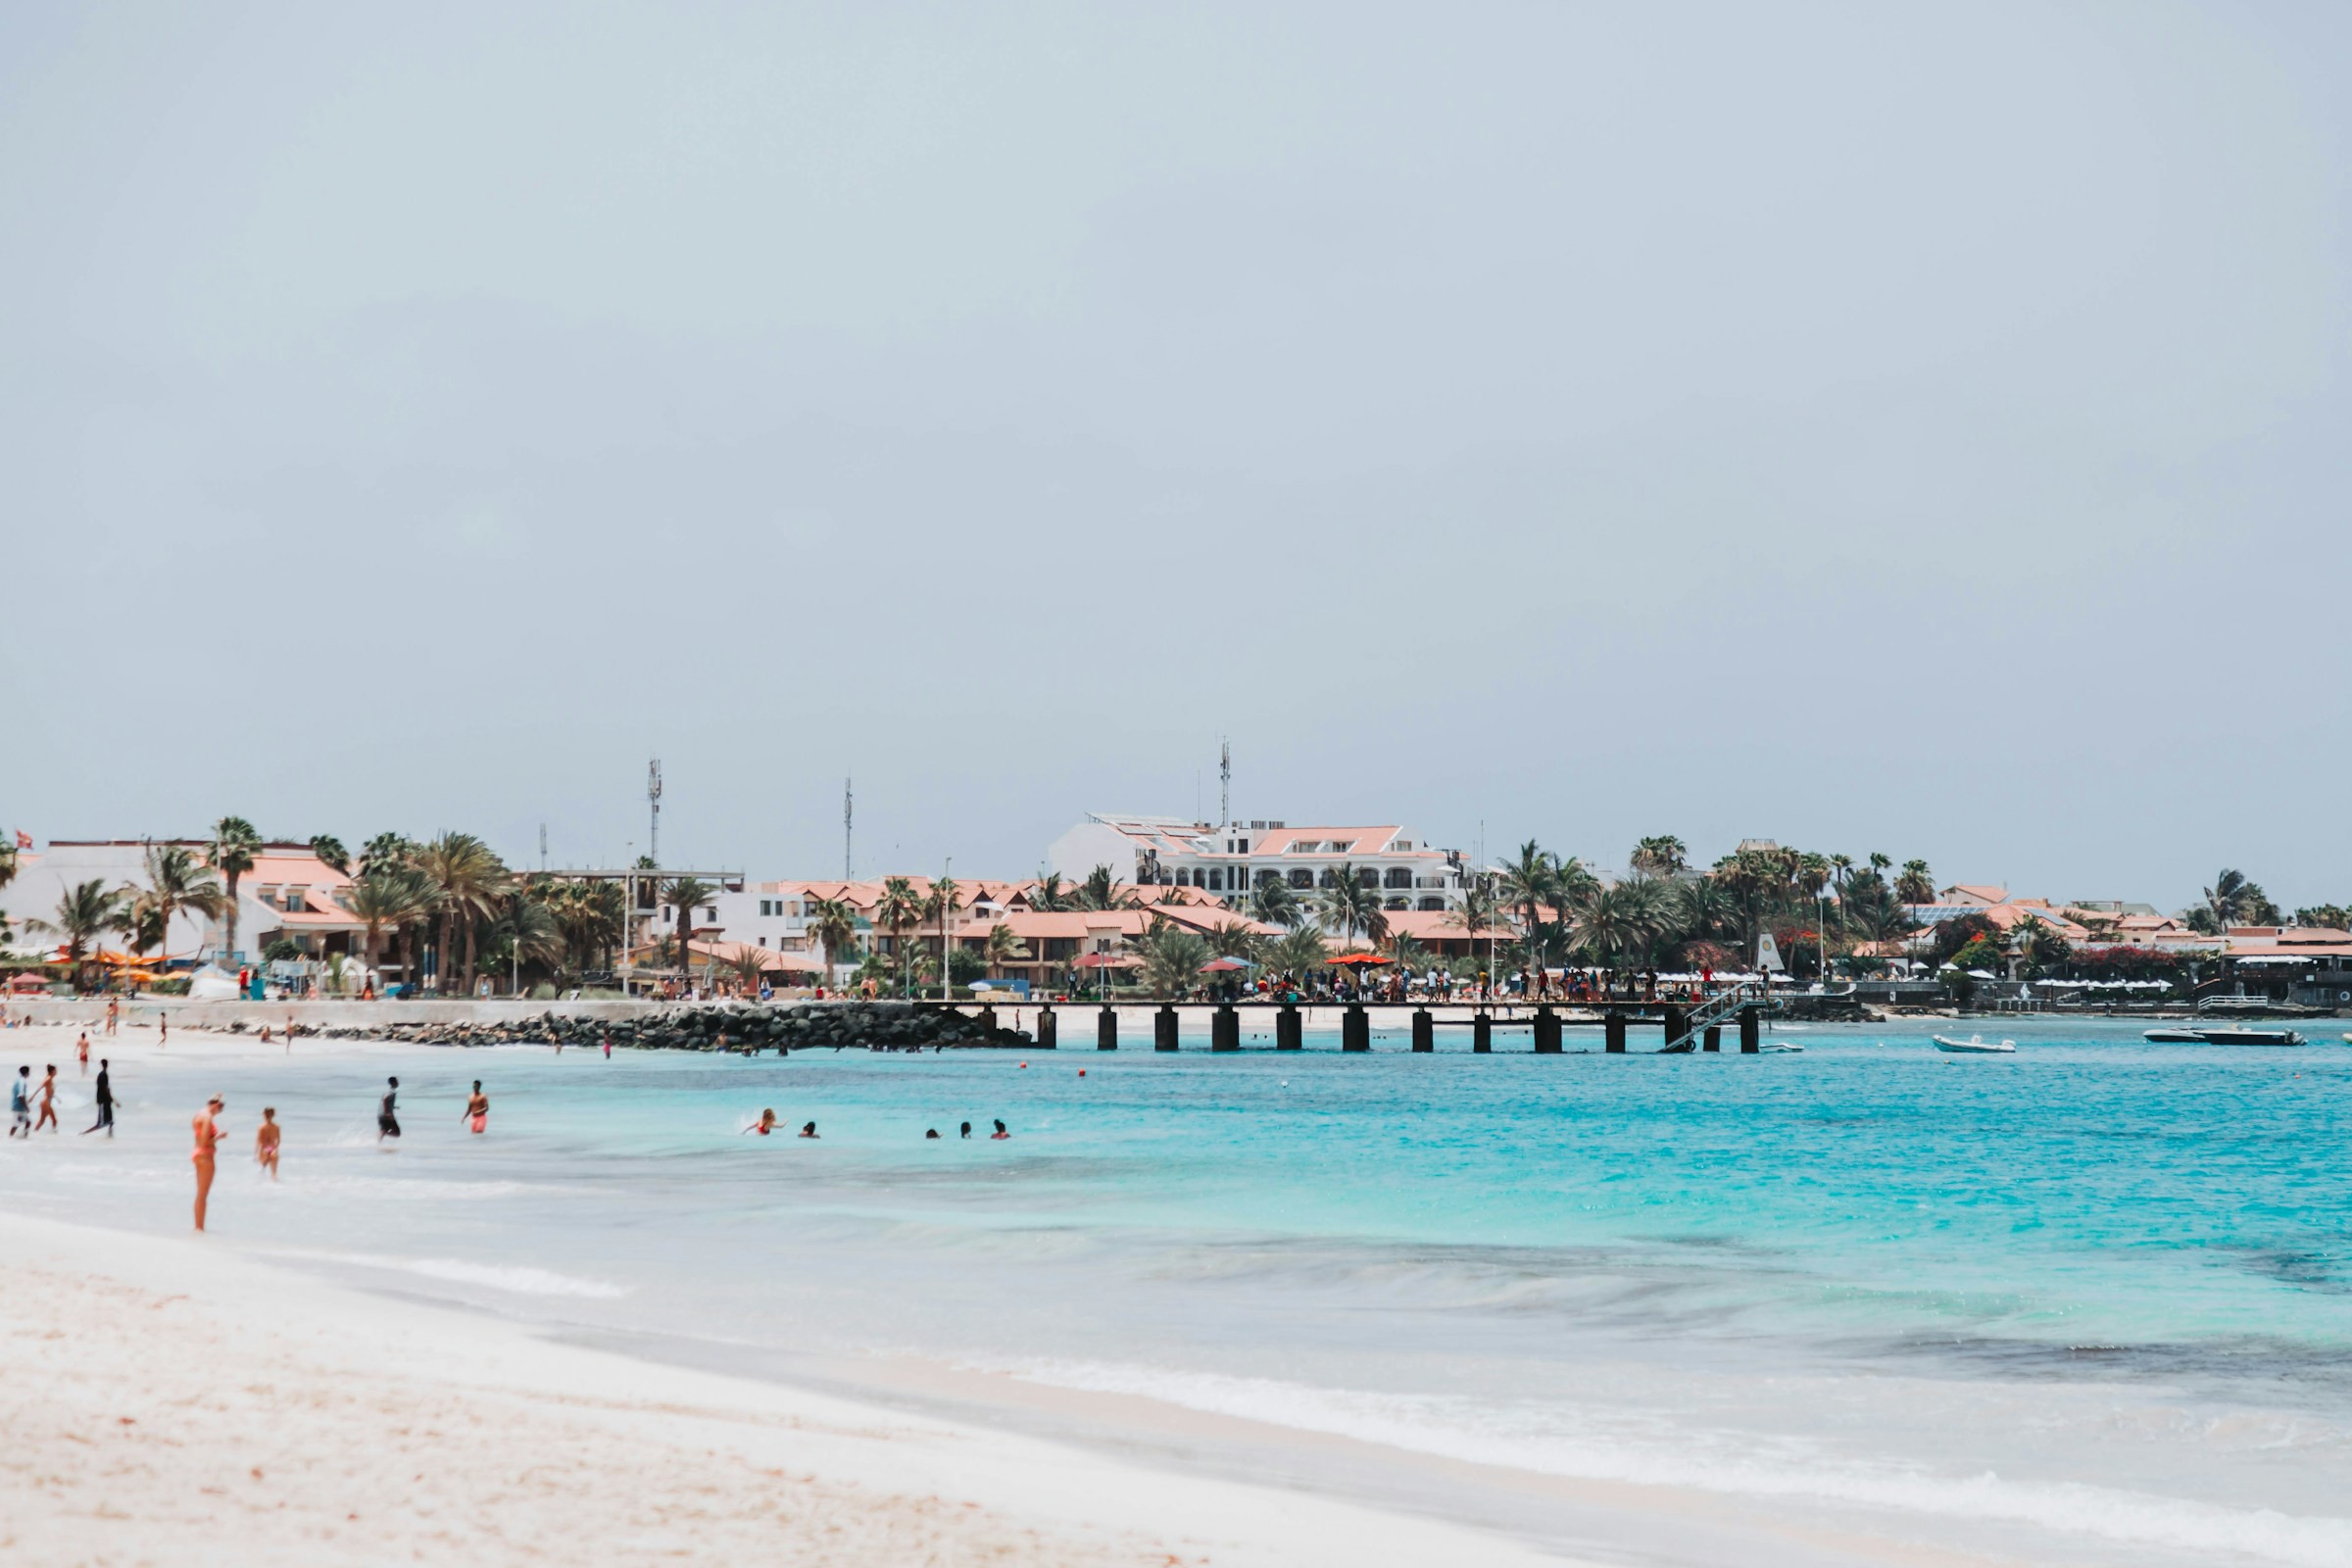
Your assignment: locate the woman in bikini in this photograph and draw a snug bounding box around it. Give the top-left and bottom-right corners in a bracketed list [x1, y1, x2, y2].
[255, 1107, 280, 1179]
[462, 1081, 489, 1135]
[192, 1095, 223, 1231]
[745, 1108, 779, 1136]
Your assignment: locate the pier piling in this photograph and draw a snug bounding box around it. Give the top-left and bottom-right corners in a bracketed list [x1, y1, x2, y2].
[1036, 1007, 1056, 1051]
[1155, 1006, 1180, 1052]
[1342, 1004, 1370, 1053]
[1533, 1007, 1562, 1054]
[1411, 1009, 1434, 1052]
[1604, 1013, 1628, 1054]
[1660, 1004, 1684, 1051]
[1212, 1005, 1240, 1052]
[1276, 1004, 1302, 1051]
[1740, 1007, 1760, 1054]
[1702, 1023, 1720, 1053]
[1472, 1013, 1492, 1053]
[1098, 1006, 1118, 1051]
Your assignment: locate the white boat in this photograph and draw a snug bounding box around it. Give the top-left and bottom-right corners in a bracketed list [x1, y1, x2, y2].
[2142, 1026, 2307, 1047]
[1934, 1034, 2017, 1054]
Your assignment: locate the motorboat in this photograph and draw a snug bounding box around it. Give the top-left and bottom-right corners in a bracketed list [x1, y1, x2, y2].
[2142, 1026, 2307, 1047]
[1934, 1034, 2017, 1054]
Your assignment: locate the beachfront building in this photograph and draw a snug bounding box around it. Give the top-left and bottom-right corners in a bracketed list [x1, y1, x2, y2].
[1046, 814, 1471, 911]
[0, 839, 365, 970]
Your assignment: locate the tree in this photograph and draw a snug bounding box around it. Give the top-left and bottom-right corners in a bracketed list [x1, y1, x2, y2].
[984, 921, 1031, 968]
[117, 842, 226, 964]
[926, 875, 962, 999]
[1384, 931, 1431, 974]
[1497, 840, 1557, 943]
[1128, 919, 1212, 999]
[1569, 880, 1667, 967]
[28, 878, 123, 993]
[347, 865, 436, 990]
[2198, 869, 2279, 930]
[1203, 919, 1264, 962]
[1895, 859, 1936, 907]
[1928, 912, 1998, 969]
[721, 945, 772, 996]
[1076, 864, 1133, 910]
[2011, 916, 2071, 977]
[806, 897, 859, 981]
[1247, 877, 1299, 929]
[1028, 872, 1069, 912]
[1314, 863, 1383, 949]
[206, 815, 263, 960]
[1266, 923, 1328, 980]
[659, 875, 717, 990]
[1630, 836, 1688, 877]
[309, 835, 351, 875]
[418, 833, 512, 995]
[874, 877, 924, 997]
[359, 832, 419, 875]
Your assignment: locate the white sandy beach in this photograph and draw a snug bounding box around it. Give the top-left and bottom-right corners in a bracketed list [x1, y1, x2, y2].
[0, 1197, 1569, 1567]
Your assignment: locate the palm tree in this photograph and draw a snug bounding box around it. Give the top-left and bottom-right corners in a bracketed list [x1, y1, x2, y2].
[1569, 881, 1664, 968]
[1028, 872, 1070, 912]
[206, 815, 263, 960]
[309, 835, 351, 875]
[1629, 836, 1689, 877]
[1497, 841, 1556, 941]
[346, 865, 435, 991]
[806, 897, 859, 983]
[117, 842, 227, 965]
[2011, 915, 2070, 978]
[984, 921, 1030, 970]
[360, 832, 419, 876]
[1384, 931, 1431, 974]
[1128, 919, 1212, 999]
[1204, 918, 1264, 962]
[413, 833, 512, 995]
[720, 944, 772, 996]
[1895, 859, 1936, 907]
[926, 875, 962, 999]
[1076, 864, 1132, 910]
[1247, 877, 1299, 929]
[873, 877, 924, 997]
[2202, 869, 2257, 931]
[498, 894, 566, 989]
[1266, 923, 1328, 980]
[1315, 863, 1384, 949]
[28, 879, 124, 993]
[659, 875, 717, 990]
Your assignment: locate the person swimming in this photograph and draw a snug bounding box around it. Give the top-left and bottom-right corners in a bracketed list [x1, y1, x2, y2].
[991, 1119, 1009, 1141]
[799, 1121, 818, 1139]
[959, 1121, 971, 1140]
[925, 1128, 941, 1139]
[746, 1108, 778, 1136]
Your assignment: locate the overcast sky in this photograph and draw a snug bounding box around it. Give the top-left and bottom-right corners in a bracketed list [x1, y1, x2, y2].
[3, 2, 2346, 908]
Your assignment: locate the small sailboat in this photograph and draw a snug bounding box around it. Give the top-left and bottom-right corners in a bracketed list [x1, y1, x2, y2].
[1934, 1034, 2017, 1054]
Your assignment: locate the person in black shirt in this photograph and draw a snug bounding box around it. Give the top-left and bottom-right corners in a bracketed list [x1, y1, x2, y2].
[82, 1060, 114, 1137]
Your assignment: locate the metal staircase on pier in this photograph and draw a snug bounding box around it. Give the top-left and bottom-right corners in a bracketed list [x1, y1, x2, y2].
[1658, 987, 1761, 1054]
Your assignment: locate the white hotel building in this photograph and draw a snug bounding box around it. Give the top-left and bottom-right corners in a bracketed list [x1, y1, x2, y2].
[1045, 814, 1470, 911]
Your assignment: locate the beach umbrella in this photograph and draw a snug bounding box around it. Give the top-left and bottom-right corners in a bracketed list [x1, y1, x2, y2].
[1326, 952, 1389, 966]
[1199, 957, 1251, 972]
[1074, 953, 1139, 969]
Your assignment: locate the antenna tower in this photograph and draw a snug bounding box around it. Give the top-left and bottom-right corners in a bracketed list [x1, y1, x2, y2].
[647, 759, 662, 866]
[844, 777, 854, 879]
[538, 822, 547, 872]
[1219, 739, 1230, 828]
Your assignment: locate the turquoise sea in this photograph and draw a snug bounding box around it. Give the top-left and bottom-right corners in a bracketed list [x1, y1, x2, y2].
[5, 1015, 2348, 1565]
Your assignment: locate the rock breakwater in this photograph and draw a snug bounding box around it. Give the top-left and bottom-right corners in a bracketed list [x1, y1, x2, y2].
[297, 1002, 1032, 1052]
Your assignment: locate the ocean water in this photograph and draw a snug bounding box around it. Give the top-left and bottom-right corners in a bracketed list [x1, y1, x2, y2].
[6, 1016, 2349, 1565]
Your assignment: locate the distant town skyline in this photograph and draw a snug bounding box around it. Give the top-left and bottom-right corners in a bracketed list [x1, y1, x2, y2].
[3, 4, 2346, 908]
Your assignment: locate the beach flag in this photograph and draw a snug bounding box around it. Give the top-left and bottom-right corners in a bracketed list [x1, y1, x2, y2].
[12, 830, 27, 850]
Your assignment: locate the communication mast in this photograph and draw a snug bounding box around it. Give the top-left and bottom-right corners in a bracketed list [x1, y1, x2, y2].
[844, 777, 854, 879]
[647, 759, 662, 866]
[1219, 739, 1230, 829]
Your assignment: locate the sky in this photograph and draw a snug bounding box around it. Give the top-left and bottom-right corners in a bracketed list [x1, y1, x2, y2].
[2, 1, 2347, 910]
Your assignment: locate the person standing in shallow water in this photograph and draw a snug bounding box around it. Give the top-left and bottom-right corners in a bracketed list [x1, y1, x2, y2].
[255, 1107, 280, 1179]
[191, 1095, 222, 1230]
[83, 1059, 114, 1136]
[377, 1077, 402, 1143]
[463, 1081, 488, 1134]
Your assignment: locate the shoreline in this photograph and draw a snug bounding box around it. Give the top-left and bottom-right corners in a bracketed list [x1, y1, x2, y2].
[0, 1207, 1571, 1567]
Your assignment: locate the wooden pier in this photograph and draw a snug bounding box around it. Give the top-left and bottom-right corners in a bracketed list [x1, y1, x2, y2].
[936, 996, 1774, 1054]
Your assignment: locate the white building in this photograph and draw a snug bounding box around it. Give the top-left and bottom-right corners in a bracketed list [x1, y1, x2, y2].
[1, 840, 363, 966]
[1045, 813, 1469, 911]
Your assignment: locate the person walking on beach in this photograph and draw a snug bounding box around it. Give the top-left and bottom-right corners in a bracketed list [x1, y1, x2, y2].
[377, 1077, 402, 1144]
[158, 1011, 168, 1049]
[34, 1064, 60, 1132]
[191, 1095, 222, 1231]
[105, 998, 119, 1037]
[255, 1107, 280, 1179]
[83, 1059, 114, 1136]
[77, 1032, 90, 1074]
[463, 1081, 488, 1135]
[9, 1066, 30, 1138]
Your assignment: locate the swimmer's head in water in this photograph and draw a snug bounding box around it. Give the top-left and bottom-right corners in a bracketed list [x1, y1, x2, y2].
[926, 1129, 940, 1139]
[994, 1119, 1006, 1133]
